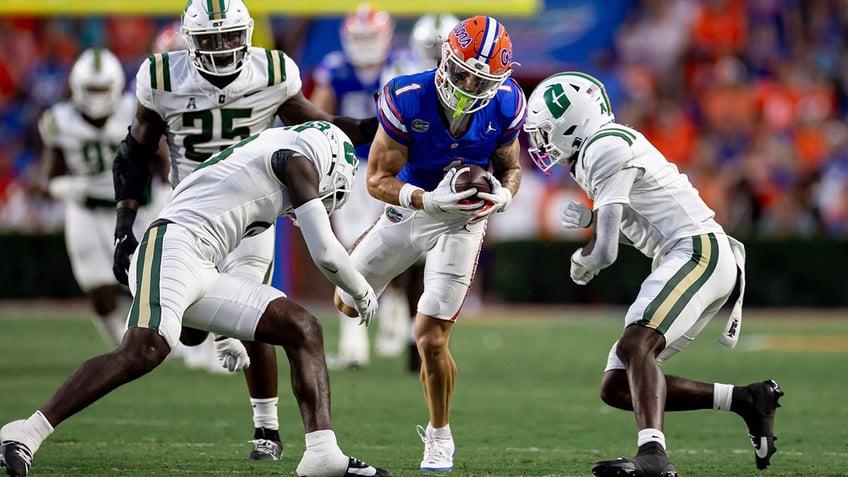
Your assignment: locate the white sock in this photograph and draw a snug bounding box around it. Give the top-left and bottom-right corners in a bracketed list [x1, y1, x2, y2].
[0, 411, 54, 455]
[428, 423, 452, 440]
[250, 397, 278, 430]
[338, 312, 369, 364]
[637, 428, 666, 450]
[713, 383, 734, 411]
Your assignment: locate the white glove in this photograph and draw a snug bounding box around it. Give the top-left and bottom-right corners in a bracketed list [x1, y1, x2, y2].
[353, 286, 379, 327]
[570, 248, 598, 285]
[561, 200, 593, 228]
[472, 173, 512, 222]
[422, 168, 480, 216]
[476, 173, 512, 213]
[213, 335, 251, 372]
[48, 176, 87, 204]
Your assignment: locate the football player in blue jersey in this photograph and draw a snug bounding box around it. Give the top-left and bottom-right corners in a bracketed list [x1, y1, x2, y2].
[333, 15, 525, 471]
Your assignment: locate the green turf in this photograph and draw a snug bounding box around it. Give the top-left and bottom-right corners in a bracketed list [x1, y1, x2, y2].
[1, 304, 846, 476]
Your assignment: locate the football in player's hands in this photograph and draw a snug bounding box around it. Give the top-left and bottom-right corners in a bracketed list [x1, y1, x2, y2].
[449, 163, 491, 207]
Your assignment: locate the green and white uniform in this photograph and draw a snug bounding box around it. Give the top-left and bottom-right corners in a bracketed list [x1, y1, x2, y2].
[128, 124, 362, 347]
[135, 47, 300, 283]
[572, 124, 746, 371]
[38, 94, 161, 291]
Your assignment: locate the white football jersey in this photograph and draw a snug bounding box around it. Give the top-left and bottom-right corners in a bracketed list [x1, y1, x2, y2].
[37, 93, 136, 201]
[159, 123, 347, 263]
[573, 123, 724, 258]
[135, 47, 302, 187]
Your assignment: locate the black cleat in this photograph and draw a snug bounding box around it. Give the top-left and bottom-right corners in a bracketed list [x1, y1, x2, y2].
[248, 427, 283, 461]
[343, 456, 391, 477]
[0, 441, 32, 477]
[732, 379, 784, 470]
[592, 442, 678, 477]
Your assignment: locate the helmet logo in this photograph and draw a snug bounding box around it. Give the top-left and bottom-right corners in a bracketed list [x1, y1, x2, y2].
[543, 83, 571, 119]
[453, 25, 472, 48]
[343, 142, 357, 166]
[499, 48, 511, 67]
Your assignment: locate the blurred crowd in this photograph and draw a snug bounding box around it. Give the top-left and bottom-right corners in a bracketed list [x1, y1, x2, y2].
[1, 0, 847, 239]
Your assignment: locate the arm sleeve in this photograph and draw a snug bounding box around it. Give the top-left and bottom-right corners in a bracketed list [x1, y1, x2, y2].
[579, 202, 624, 270]
[295, 198, 370, 299]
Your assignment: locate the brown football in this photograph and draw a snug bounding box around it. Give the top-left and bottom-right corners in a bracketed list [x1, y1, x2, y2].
[449, 163, 492, 202]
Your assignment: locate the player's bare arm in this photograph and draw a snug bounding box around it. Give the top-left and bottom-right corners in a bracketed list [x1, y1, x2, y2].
[35, 146, 65, 196]
[490, 137, 522, 197]
[365, 126, 411, 205]
[276, 92, 376, 147]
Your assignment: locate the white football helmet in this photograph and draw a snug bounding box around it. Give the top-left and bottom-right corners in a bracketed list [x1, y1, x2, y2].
[69, 48, 125, 120]
[410, 13, 459, 68]
[341, 3, 394, 68]
[292, 121, 359, 215]
[524, 71, 615, 175]
[181, 0, 254, 76]
[436, 16, 514, 117]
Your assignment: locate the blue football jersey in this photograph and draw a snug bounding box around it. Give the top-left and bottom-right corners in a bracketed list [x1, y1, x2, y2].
[377, 69, 526, 191]
[313, 50, 398, 158]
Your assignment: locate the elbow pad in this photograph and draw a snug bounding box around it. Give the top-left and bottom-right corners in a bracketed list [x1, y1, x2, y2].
[113, 131, 157, 203]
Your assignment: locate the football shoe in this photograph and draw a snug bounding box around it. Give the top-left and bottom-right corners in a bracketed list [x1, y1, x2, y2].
[732, 379, 784, 469]
[592, 442, 678, 477]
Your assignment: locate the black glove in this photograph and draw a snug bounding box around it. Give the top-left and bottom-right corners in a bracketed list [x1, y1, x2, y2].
[113, 207, 139, 286]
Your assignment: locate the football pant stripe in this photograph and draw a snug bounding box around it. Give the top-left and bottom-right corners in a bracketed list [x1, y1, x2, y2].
[639, 233, 719, 333]
[129, 224, 167, 331]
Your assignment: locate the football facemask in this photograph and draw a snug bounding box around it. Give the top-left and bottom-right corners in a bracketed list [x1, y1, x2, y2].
[181, 0, 254, 76]
[524, 71, 615, 175]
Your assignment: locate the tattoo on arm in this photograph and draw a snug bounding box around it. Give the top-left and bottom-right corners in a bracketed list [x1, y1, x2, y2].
[491, 139, 522, 196]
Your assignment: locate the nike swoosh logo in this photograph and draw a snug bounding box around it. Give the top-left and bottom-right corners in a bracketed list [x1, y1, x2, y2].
[752, 436, 770, 458]
[321, 264, 339, 273]
[243, 90, 261, 98]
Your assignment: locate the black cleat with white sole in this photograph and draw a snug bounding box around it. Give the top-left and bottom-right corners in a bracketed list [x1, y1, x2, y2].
[592, 442, 678, 477]
[732, 379, 784, 470]
[0, 441, 32, 477]
[343, 456, 391, 477]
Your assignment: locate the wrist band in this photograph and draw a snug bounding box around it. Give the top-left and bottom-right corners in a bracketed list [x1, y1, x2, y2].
[399, 183, 423, 209]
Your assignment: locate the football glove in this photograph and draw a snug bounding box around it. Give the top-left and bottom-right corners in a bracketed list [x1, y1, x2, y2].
[472, 173, 512, 222]
[422, 169, 480, 217]
[213, 335, 251, 372]
[353, 286, 379, 327]
[561, 200, 593, 228]
[570, 248, 598, 285]
[113, 231, 138, 286]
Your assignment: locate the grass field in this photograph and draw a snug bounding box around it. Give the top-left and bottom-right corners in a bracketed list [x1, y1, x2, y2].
[0, 301, 846, 476]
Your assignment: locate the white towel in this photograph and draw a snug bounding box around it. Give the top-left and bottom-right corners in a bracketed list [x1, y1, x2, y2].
[719, 236, 746, 348]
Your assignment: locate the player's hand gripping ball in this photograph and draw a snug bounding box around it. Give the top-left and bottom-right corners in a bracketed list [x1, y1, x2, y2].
[449, 163, 491, 210]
